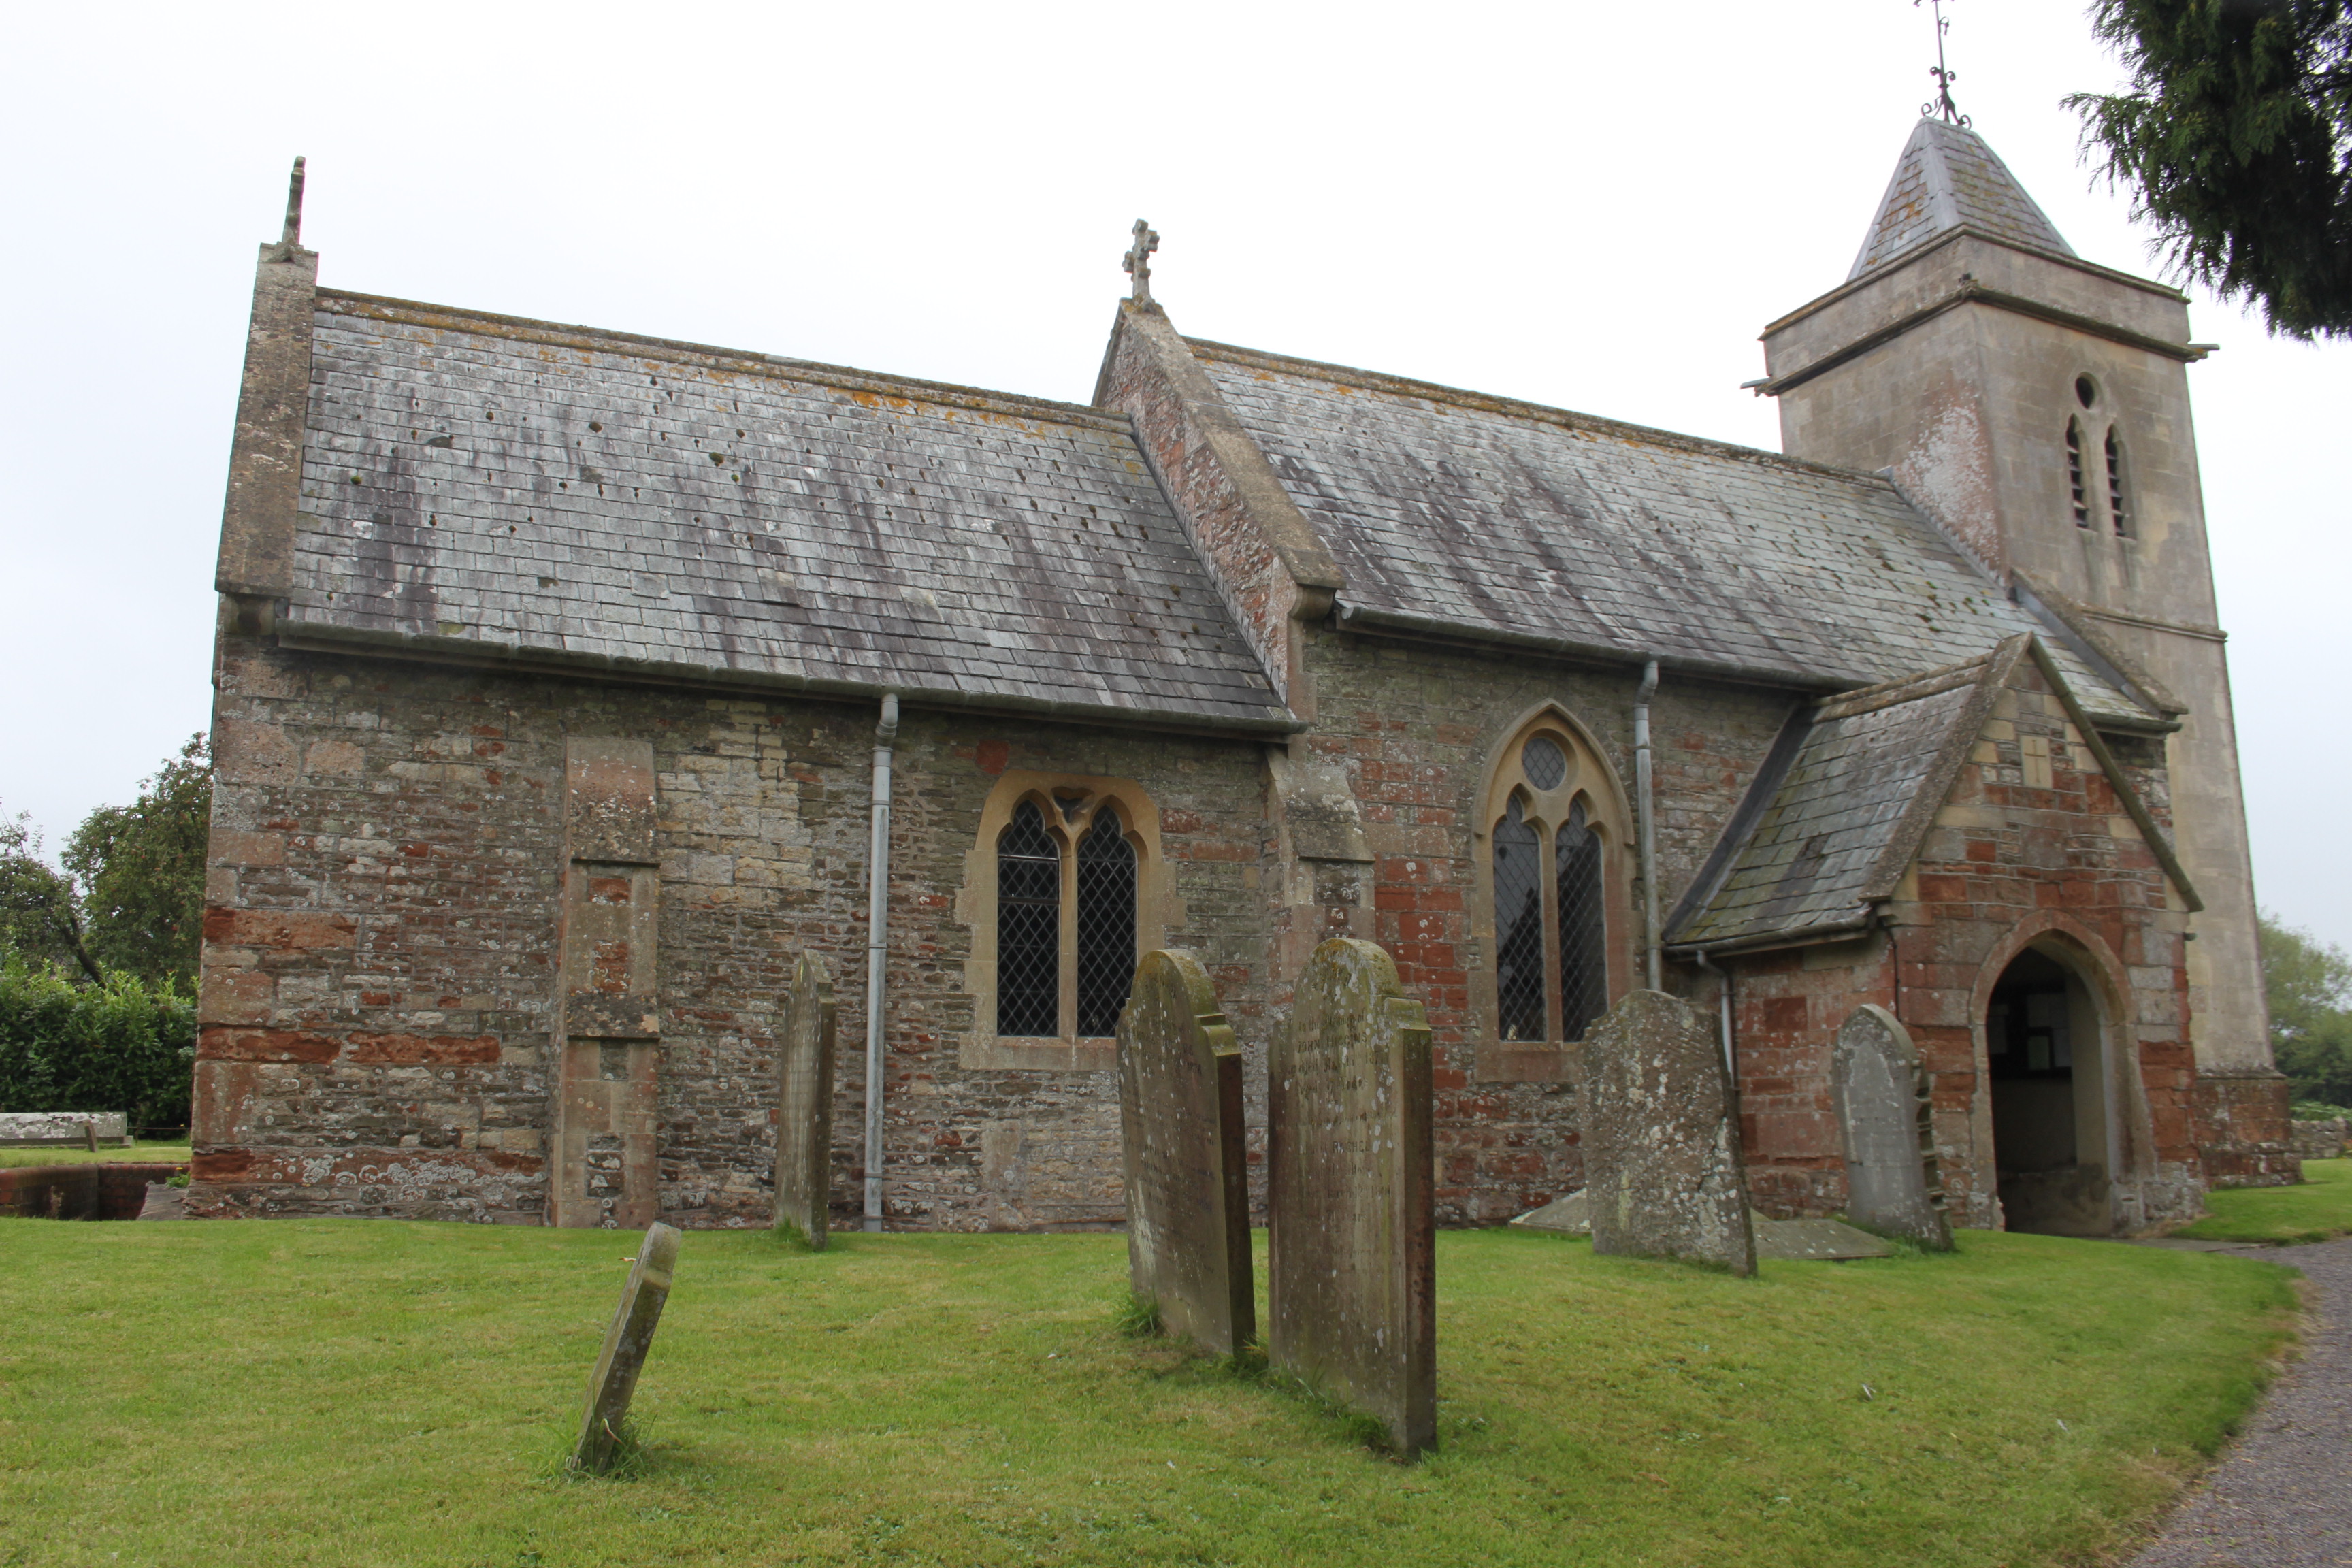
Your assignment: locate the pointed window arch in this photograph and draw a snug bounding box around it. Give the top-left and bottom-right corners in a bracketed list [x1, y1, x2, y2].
[996, 800, 1062, 1037]
[2104, 427, 2132, 538]
[1476, 714, 1633, 1050]
[968, 775, 1166, 1064]
[2065, 420, 2091, 529]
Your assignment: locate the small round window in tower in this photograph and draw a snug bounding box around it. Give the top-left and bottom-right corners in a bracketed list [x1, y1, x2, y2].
[1521, 735, 1567, 790]
[2075, 375, 2098, 409]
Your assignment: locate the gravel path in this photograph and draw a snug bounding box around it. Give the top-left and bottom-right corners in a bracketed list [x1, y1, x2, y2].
[2127, 1234, 2352, 1567]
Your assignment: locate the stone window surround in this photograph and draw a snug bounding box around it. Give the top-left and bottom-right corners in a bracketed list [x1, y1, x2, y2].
[956, 770, 1177, 1072]
[1469, 704, 1637, 1084]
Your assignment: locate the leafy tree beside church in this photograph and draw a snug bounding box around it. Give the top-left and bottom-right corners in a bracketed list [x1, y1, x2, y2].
[2261, 913, 2352, 1110]
[2071, 0, 2352, 338]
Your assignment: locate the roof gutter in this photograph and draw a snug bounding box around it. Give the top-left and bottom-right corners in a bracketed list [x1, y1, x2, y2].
[270, 620, 1308, 740]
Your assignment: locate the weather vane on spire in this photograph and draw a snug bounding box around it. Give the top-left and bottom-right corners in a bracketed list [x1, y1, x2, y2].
[1916, 0, 1970, 127]
[1124, 218, 1159, 307]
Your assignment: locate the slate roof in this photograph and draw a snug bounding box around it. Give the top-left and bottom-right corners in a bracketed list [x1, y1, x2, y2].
[1848, 118, 2075, 278]
[1193, 342, 2146, 723]
[280, 293, 1292, 730]
[1663, 649, 2014, 953]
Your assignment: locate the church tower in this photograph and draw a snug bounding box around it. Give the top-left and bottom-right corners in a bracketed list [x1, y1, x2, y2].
[1759, 118, 2278, 1122]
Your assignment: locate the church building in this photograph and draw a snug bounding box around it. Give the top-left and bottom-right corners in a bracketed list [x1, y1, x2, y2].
[192, 116, 2296, 1236]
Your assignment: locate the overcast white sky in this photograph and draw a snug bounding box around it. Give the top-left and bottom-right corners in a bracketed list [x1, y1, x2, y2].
[1, 1, 2342, 948]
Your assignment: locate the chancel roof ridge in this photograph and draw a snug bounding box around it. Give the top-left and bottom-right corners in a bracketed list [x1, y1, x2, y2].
[1182, 338, 1909, 490]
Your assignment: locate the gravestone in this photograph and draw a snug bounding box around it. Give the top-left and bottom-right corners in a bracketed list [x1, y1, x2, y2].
[1269, 938, 1435, 1455]
[1578, 990, 1755, 1276]
[1117, 949, 1253, 1356]
[772, 951, 838, 1248]
[1754, 1217, 1891, 1260]
[1509, 1190, 1590, 1235]
[1831, 1004, 1954, 1250]
[573, 1221, 682, 1474]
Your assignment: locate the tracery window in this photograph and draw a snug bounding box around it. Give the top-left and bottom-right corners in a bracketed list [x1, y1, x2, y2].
[2104, 428, 2132, 538]
[2065, 420, 2091, 529]
[1480, 719, 1629, 1047]
[987, 786, 1147, 1042]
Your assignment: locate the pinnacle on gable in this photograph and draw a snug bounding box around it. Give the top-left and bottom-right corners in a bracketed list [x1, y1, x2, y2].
[1848, 118, 2074, 280]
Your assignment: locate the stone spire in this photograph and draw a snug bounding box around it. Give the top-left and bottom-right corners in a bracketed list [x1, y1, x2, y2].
[1847, 118, 2074, 280]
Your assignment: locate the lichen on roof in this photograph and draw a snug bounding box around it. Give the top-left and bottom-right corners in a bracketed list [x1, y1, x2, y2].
[1848, 118, 2075, 279]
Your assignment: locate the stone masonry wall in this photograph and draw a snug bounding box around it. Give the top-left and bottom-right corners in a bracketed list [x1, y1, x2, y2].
[1292, 627, 1796, 1226]
[194, 632, 1274, 1230]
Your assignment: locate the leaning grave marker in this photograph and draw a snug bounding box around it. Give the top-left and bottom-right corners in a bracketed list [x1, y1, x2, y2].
[773, 950, 839, 1249]
[1831, 1003, 1954, 1250]
[574, 1220, 682, 1475]
[1269, 938, 1435, 1455]
[1578, 990, 1756, 1276]
[1118, 949, 1254, 1356]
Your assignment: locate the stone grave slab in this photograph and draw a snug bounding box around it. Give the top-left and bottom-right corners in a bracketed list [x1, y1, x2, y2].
[1117, 949, 1253, 1356]
[1508, 1191, 1590, 1235]
[0, 1111, 127, 1147]
[573, 1221, 682, 1475]
[772, 951, 838, 1248]
[1754, 1218, 1893, 1260]
[1269, 938, 1435, 1455]
[1831, 1004, 1955, 1250]
[1578, 990, 1756, 1275]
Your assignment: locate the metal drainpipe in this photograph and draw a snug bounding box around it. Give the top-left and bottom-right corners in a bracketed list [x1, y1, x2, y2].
[862, 693, 900, 1232]
[1633, 659, 1662, 990]
[1694, 947, 1735, 1079]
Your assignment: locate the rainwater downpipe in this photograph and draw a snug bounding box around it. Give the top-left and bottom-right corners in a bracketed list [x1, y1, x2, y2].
[862, 693, 900, 1232]
[1693, 947, 1735, 1079]
[1633, 659, 1661, 991]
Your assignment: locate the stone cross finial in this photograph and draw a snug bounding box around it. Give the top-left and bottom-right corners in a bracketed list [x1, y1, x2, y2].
[1123, 219, 1159, 306]
[282, 156, 308, 249]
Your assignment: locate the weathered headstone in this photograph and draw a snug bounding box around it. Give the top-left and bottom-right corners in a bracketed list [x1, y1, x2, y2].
[1269, 938, 1435, 1455]
[573, 1221, 682, 1475]
[1831, 1004, 1955, 1250]
[772, 951, 838, 1249]
[1754, 1217, 1892, 1260]
[1117, 949, 1254, 1356]
[1578, 990, 1756, 1275]
[1509, 1190, 1590, 1235]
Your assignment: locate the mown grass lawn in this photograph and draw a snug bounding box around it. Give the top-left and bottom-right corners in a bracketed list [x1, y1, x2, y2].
[2174, 1157, 2352, 1245]
[0, 1219, 2296, 1568]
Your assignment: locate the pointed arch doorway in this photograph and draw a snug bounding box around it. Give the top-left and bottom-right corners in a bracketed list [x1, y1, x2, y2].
[1985, 945, 2117, 1235]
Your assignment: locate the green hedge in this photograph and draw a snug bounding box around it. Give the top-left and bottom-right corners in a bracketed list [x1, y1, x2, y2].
[0, 961, 195, 1132]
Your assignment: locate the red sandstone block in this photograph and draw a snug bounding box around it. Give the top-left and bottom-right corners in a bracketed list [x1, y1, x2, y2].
[199, 967, 275, 1026]
[1758, 996, 1808, 1032]
[199, 1026, 340, 1063]
[204, 907, 359, 951]
[346, 1033, 501, 1064]
[1916, 874, 1968, 903]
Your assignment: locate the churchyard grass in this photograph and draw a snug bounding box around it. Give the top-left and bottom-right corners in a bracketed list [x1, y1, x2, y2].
[0, 1141, 189, 1169]
[0, 1220, 2293, 1568]
[2172, 1156, 2352, 1245]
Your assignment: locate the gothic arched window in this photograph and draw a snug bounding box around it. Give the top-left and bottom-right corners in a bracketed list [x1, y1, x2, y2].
[1075, 807, 1138, 1035]
[1479, 719, 1630, 1048]
[996, 801, 1061, 1037]
[2065, 420, 2091, 529]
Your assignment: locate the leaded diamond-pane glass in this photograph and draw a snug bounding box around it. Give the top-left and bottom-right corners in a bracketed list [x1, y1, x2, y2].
[1520, 734, 1567, 790]
[997, 801, 1060, 1036]
[1075, 809, 1137, 1036]
[1556, 799, 1608, 1041]
[1494, 795, 1546, 1043]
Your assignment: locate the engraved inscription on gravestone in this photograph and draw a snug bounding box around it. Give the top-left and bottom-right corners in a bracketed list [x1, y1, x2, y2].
[573, 1221, 682, 1475]
[774, 951, 839, 1249]
[1269, 938, 1435, 1455]
[1578, 990, 1756, 1276]
[1117, 949, 1254, 1356]
[1832, 1004, 1954, 1250]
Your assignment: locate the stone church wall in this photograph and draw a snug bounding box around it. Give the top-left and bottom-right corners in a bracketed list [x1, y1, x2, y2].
[1294, 628, 1797, 1225]
[193, 631, 1276, 1230]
